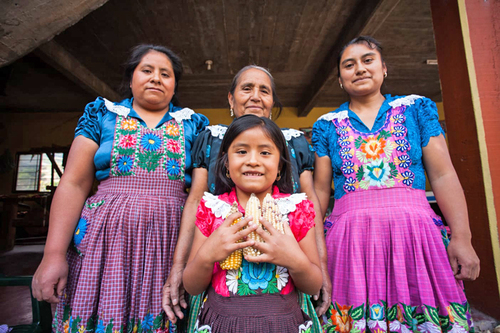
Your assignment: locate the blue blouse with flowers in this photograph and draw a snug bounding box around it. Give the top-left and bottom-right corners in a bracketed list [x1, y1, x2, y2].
[74, 97, 209, 185]
[312, 95, 444, 199]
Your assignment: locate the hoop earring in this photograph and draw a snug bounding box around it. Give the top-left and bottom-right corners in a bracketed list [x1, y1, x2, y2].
[276, 171, 281, 181]
[230, 108, 234, 117]
[340, 83, 343, 90]
[384, 72, 388, 78]
[226, 169, 230, 178]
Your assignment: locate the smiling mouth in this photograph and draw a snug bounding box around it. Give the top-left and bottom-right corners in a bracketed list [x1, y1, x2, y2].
[353, 77, 370, 83]
[243, 172, 263, 176]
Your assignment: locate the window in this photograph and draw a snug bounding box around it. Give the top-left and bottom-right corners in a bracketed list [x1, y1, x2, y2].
[15, 152, 65, 192]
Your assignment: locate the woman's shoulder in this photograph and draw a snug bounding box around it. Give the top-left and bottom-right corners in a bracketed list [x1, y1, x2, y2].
[386, 94, 434, 109]
[315, 102, 350, 124]
[169, 106, 209, 124]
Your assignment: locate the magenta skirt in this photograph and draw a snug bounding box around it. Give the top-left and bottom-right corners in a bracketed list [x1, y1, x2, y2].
[54, 176, 187, 333]
[322, 187, 473, 332]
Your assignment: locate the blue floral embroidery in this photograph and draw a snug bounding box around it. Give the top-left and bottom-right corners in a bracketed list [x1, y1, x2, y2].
[206, 145, 211, 159]
[393, 126, 406, 137]
[341, 161, 355, 174]
[117, 156, 134, 173]
[290, 147, 296, 158]
[210, 183, 215, 193]
[441, 229, 450, 248]
[241, 260, 274, 290]
[398, 154, 411, 168]
[338, 126, 349, 136]
[395, 139, 410, 152]
[74, 218, 88, 246]
[142, 313, 154, 331]
[343, 177, 356, 192]
[141, 133, 162, 151]
[166, 159, 181, 175]
[401, 170, 414, 186]
[370, 303, 385, 320]
[339, 136, 351, 147]
[340, 147, 353, 159]
[392, 114, 405, 124]
[433, 217, 443, 226]
[96, 320, 105, 333]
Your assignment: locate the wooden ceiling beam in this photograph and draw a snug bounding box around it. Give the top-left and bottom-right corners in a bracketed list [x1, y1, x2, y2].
[297, 0, 402, 117]
[0, 0, 109, 67]
[35, 40, 120, 101]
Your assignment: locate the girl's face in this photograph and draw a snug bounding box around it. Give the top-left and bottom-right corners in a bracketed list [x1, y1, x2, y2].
[227, 126, 280, 203]
[228, 68, 275, 118]
[338, 43, 386, 98]
[131, 50, 176, 111]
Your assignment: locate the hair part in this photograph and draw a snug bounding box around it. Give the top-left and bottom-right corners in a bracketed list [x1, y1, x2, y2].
[214, 115, 292, 195]
[119, 44, 184, 106]
[337, 36, 384, 77]
[228, 65, 283, 119]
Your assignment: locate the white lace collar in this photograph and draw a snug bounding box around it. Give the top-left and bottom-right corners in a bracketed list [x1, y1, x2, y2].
[207, 125, 228, 139]
[170, 108, 195, 123]
[104, 98, 130, 117]
[388, 95, 423, 108]
[318, 110, 349, 122]
[203, 192, 232, 218]
[281, 129, 303, 141]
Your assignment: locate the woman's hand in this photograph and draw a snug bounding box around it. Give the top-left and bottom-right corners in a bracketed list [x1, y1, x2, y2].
[32, 253, 68, 303]
[447, 237, 480, 281]
[162, 264, 187, 323]
[314, 270, 332, 316]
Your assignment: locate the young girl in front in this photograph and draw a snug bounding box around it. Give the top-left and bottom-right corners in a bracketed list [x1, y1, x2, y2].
[183, 115, 322, 332]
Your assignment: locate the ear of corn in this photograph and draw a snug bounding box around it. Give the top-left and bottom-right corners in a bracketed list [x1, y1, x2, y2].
[262, 193, 284, 234]
[219, 202, 243, 270]
[243, 193, 263, 257]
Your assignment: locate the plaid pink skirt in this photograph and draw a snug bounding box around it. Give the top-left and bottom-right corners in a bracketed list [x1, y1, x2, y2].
[322, 187, 473, 332]
[54, 176, 187, 333]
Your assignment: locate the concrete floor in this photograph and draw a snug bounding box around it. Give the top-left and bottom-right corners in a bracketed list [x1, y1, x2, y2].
[0, 245, 498, 331]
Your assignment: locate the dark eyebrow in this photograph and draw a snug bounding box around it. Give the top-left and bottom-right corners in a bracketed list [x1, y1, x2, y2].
[341, 52, 377, 65]
[240, 82, 271, 90]
[141, 63, 172, 72]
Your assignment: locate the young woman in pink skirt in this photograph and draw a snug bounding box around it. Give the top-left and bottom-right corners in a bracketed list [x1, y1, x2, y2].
[313, 36, 480, 333]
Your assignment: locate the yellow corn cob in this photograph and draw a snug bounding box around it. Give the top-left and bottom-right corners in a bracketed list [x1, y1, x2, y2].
[262, 193, 284, 234]
[220, 202, 243, 270]
[243, 193, 263, 257]
[219, 203, 242, 269]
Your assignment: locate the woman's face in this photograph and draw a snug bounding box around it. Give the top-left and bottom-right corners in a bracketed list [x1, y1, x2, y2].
[228, 68, 275, 118]
[130, 50, 176, 111]
[338, 43, 386, 98]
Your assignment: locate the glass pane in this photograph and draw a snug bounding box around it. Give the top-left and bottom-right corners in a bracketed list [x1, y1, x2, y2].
[40, 153, 64, 192]
[16, 154, 40, 191]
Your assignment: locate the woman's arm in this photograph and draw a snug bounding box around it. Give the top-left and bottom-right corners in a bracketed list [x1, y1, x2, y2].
[299, 171, 331, 314]
[163, 168, 208, 321]
[422, 134, 480, 280]
[32, 136, 98, 302]
[313, 154, 333, 218]
[183, 214, 257, 295]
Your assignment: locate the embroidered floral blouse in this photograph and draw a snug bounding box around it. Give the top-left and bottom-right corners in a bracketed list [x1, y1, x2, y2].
[74, 97, 209, 185]
[195, 187, 315, 297]
[192, 125, 315, 193]
[312, 95, 444, 199]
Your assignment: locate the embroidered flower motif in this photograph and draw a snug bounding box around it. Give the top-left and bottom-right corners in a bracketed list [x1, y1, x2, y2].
[341, 161, 355, 175]
[354, 319, 367, 331]
[241, 260, 274, 290]
[339, 136, 351, 147]
[393, 125, 406, 137]
[74, 217, 88, 246]
[78, 325, 86, 333]
[360, 135, 387, 160]
[400, 170, 414, 186]
[298, 321, 313, 332]
[344, 177, 357, 192]
[290, 147, 296, 158]
[119, 135, 137, 148]
[330, 304, 353, 333]
[441, 229, 451, 248]
[206, 145, 211, 159]
[142, 313, 154, 331]
[370, 303, 385, 321]
[226, 269, 239, 294]
[117, 156, 134, 173]
[418, 321, 442, 333]
[166, 139, 181, 154]
[397, 154, 411, 168]
[389, 320, 411, 333]
[275, 265, 289, 290]
[395, 139, 410, 152]
[337, 125, 349, 136]
[363, 160, 391, 187]
[340, 147, 353, 159]
[121, 118, 138, 131]
[392, 114, 405, 124]
[166, 159, 181, 175]
[141, 133, 162, 151]
[433, 217, 443, 226]
[96, 320, 105, 333]
[166, 123, 180, 137]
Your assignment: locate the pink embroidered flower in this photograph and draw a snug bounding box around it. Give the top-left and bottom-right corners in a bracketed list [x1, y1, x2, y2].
[166, 139, 181, 153]
[121, 118, 138, 131]
[119, 135, 137, 148]
[166, 123, 180, 137]
[360, 135, 386, 160]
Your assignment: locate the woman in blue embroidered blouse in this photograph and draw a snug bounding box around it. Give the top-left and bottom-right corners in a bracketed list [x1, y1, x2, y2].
[313, 36, 479, 332]
[162, 65, 331, 333]
[31, 45, 208, 333]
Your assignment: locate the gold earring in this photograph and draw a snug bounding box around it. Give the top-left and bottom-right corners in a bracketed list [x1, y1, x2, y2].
[230, 108, 234, 117]
[384, 72, 387, 78]
[276, 171, 281, 181]
[226, 169, 230, 178]
[340, 83, 343, 90]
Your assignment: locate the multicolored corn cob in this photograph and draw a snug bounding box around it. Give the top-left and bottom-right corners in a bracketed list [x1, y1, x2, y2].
[262, 193, 284, 234]
[219, 202, 243, 270]
[243, 193, 263, 257]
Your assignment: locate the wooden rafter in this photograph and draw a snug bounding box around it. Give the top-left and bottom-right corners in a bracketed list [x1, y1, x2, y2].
[0, 0, 109, 67]
[297, 0, 402, 117]
[35, 40, 120, 101]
